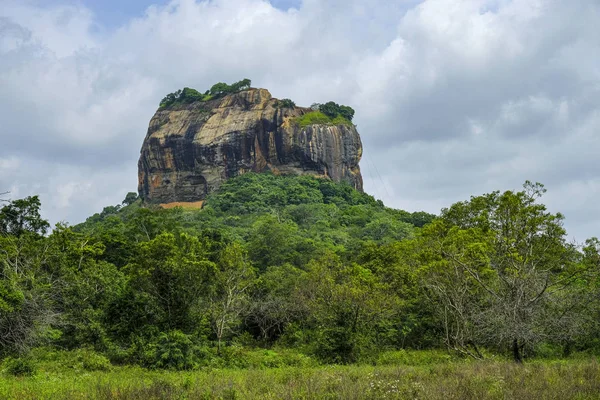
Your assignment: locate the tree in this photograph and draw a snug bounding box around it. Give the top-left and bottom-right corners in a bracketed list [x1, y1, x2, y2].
[45, 225, 125, 349]
[247, 215, 301, 269]
[278, 98, 296, 108]
[209, 82, 231, 97]
[0, 229, 55, 354]
[111, 232, 215, 339]
[297, 252, 400, 363]
[339, 105, 355, 122]
[316, 101, 355, 122]
[0, 196, 49, 237]
[319, 101, 340, 119]
[179, 87, 204, 103]
[122, 192, 138, 206]
[420, 182, 583, 362]
[231, 78, 251, 91]
[209, 243, 255, 353]
[248, 264, 307, 342]
[160, 89, 182, 107]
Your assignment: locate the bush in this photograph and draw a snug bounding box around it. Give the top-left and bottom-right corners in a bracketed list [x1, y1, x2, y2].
[215, 345, 317, 369]
[28, 347, 112, 372]
[318, 101, 355, 122]
[160, 79, 252, 108]
[4, 357, 36, 376]
[147, 331, 198, 370]
[295, 111, 354, 128]
[278, 98, 296, 108]
[160, 87, 207, 108]
[77, 349, 112, 371]
[210, 78, 251, 97]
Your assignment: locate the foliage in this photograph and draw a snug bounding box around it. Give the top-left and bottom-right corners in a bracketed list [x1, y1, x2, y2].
[147, 331, 198, 370]
[159, 79, 251, 108]
[308, 101, 356, 122]
[159, 87, 206, 108]
[210, 78, 251, 97]
[122, 192, 138, 206]
[418, 182, 586, 362]
[209, 243, 256, 353]
[3, 357, 36, 376]
[0, 196, 49, 237]
[2, 173, 600, 370]
[0, 231, 56, 355]
[295, 111, 354, 128]
[275, 98, 296, 108]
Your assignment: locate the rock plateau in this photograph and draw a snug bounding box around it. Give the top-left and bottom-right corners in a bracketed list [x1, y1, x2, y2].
[138, 88, 363, 205]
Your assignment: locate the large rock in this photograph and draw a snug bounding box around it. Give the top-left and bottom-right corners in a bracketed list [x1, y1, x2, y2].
[138, 88, 363, 204]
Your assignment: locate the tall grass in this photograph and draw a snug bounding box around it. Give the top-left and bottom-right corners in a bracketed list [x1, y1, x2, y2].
[1, 358, 600, 399]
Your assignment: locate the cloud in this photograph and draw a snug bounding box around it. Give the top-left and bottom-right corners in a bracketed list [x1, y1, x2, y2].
[0, 0, 598, 240]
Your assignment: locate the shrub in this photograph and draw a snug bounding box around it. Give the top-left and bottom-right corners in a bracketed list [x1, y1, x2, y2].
[147, 331, 198, 370]
[318, 101, 355, 122]
[214, 345, 317, 369]
[160, 79, 252, 108]
[77, 349, 112, 371]
[28, 347, 112, 372]
[4, 357, 36, 376]
[278, 98, 296, 108]
[294, 111, 354, 128]
[210, 79, 251, 97]
[295, 111, 334, 127]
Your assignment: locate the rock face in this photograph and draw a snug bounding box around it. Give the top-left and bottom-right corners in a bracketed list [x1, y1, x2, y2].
[138, 88, 363, 204]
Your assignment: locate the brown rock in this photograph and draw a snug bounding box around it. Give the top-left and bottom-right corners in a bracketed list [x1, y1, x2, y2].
[138, 88, 363, 203]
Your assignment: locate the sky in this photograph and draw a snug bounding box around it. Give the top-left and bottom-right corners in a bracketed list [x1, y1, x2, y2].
[0, 0, 599, 241]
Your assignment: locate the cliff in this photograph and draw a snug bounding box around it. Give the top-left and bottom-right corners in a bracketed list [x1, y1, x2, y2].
[138, 88, 363, 205]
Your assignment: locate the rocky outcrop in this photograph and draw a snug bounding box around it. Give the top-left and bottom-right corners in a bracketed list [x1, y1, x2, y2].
[138, 88, 363, 204]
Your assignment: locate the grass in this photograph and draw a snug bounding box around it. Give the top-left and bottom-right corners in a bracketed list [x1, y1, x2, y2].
[294, 111, 354, 128]
[1, 356, 600, 399]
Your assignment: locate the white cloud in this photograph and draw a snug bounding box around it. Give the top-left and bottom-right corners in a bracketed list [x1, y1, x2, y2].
[0, 0, 599, 240]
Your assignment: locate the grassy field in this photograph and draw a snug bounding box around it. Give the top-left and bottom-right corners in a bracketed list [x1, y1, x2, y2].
[1, 357, 600, 399]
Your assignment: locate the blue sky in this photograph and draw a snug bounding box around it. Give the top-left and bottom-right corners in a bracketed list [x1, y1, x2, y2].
[74, 0, 301, 27]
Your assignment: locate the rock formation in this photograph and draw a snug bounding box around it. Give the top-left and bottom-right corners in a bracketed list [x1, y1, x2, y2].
[138, 88, 363, 205]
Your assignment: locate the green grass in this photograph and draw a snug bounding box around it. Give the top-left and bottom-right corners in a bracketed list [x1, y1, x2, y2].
[294, 111, 354, 128]
[1, 356, 600, 399]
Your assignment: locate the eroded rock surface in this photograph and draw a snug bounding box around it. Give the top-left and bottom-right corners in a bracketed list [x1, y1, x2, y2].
[138, 88, 363, 204]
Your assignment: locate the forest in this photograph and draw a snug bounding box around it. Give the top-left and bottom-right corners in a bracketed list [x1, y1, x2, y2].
[1, 173, 600, 398]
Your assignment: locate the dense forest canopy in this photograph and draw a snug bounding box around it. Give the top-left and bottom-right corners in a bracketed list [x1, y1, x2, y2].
[1, 174, 599, 371]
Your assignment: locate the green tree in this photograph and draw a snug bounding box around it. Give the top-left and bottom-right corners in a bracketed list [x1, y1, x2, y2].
[210, 82, 231, 97]
[209, 242, 255, 354]
[0, 196, 49, 237]
[319, 101, 340, 119]
[298, 253, 399, 363]
[420, 182, 583, 362]
[122, 192, 138, 206]
[231, 78, 251, 91]
[339, 105, 355, 122]
[0, 233, 55, 355]
[110, 232, 215, 339]
[316, 101, 355, 122]
[248, 264, 307, 342]
[278, 98, 296, 108]
[45, 225, 126, 350]
[247, 215, 302, 269]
